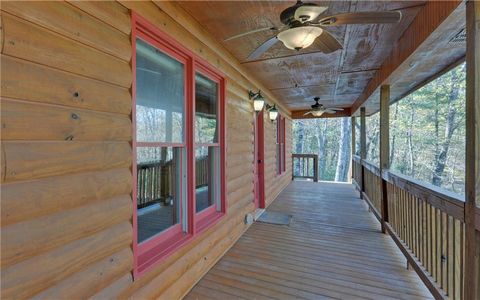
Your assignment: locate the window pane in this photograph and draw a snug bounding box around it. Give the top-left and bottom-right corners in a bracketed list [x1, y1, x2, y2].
[195, 73, 218, 143]
[137, 147, 184, 243]
[136, 39, 184, 143]
[195, 146, 220, 212]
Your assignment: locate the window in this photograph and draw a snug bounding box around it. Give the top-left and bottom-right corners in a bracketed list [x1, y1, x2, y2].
[132, 13, 225, 277]
[194, 70, 225, 231]
[277, 115, 286, 174]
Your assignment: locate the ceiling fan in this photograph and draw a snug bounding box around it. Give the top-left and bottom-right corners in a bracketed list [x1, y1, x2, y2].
[304, 97, 344, 117]
[225, 1, 402, 60]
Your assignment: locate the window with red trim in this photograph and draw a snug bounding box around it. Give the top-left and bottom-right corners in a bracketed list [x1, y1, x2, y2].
[276, 115, 286, 174]
[194, 65, 226, 232]
[132, 13, 226, 277]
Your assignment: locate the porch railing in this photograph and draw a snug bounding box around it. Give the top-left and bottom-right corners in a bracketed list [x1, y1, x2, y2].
[137, 157, 209, 207]
[352, 155, 466, 299]
[137, 161, 173, 208]
[292, 154, 318, 182]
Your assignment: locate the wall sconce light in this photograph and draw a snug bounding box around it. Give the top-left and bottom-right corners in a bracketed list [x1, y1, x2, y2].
[248, 90, 265, 112]
[265, 104, 278, 122]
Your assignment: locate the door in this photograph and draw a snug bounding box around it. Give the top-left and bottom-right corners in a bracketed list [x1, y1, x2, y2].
[253, 109, 265, 209]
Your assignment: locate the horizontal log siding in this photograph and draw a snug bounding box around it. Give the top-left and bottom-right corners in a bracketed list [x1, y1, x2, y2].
[0, 1, 291, 299]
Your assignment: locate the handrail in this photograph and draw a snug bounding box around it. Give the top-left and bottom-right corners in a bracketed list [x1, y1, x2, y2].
[382, 169, 465, 221]
[354, 157, 465, 218]
[352, 154, 361, 163]
[362, 159, 381, 177]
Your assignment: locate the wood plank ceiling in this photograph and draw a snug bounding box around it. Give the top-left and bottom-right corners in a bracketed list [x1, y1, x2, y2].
[177, 1, 426, 112]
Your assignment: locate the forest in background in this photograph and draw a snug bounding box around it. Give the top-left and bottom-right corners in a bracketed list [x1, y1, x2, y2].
[293, 117, 351, 182]
[293, 62, 466, 195]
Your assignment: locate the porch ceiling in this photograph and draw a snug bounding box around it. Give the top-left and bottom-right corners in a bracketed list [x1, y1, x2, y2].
[177, 1, 425, 112]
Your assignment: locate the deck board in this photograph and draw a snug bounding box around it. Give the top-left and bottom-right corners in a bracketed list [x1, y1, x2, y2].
[184, 181, 433, 300]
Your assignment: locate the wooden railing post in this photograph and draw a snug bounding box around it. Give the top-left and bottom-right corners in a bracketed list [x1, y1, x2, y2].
[360, 108, 367, 199]
[379, 85, 390, 234]
[313, 155, 318, 182]
[464, 2, 480, 299]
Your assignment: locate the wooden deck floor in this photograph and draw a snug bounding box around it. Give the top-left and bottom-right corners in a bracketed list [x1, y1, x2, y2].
[184, 181, 433, 300]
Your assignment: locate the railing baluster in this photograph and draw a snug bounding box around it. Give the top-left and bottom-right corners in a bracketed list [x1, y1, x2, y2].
[354, 156, 467, 299]
[292, 154, 319, 181]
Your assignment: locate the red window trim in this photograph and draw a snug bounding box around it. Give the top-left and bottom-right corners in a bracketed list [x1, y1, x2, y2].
[131, 12, 226, 278]
[276, 115, 286, 175]
[193, 60, 227, 234]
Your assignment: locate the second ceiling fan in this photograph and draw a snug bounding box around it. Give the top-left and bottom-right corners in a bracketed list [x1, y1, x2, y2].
[225, 1, 402, 60]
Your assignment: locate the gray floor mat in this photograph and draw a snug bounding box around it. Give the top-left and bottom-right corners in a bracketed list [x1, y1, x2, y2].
[256, 211, 292, 225]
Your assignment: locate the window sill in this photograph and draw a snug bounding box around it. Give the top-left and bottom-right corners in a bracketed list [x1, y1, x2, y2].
[135, 231, 192, 277]
[195, 211, 224, 234]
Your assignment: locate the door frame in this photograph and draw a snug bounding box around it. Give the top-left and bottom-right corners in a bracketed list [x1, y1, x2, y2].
[253, 109, 265, 209]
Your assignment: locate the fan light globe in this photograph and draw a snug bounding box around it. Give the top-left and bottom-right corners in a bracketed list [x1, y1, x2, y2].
[311, 110, 324, 117]
[253, 98, 265, 111]
[277, 26, 323, 50]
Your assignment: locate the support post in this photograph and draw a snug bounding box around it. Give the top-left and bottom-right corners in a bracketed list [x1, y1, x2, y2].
[464, 2, 480, 299]
[379, 85, 390, 234]
[351, 116, 356, 156]
[360, 108, 367, 198]
[351, 117, 356, 181]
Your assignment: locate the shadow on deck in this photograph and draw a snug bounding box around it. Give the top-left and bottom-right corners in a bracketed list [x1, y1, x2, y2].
[185, 181, 433, 300]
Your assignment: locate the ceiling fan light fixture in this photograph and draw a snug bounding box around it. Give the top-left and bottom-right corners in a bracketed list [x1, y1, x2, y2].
[277, 26, 323, 50]
[311, 110, 324, 117]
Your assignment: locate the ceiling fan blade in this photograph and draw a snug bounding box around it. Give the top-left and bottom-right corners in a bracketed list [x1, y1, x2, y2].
[224, 26, 278, 42]
[303, 111, 313, 116]
[328, 107, 344, 111]
[294, 6, 328, 22]
[318, 11, 402, 26]
[324, 109, 337, 114]
[247, 36, 279, 60]
[313, 30, 343, 54]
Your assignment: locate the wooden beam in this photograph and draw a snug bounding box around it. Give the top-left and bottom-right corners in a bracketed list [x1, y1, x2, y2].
[351, 116, 356, 158]
[360, 107, 367, 197]
[360, 108, 366, 160]
[464, 1, 480, 299]
[291, 107, 351, 119]
[351, 1, 462, 114]
[379, 85, 390, 234]
[379, 86, 390, 170]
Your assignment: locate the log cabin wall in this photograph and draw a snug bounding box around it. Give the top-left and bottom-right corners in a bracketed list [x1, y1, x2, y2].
[0, 1, 292, 299]
[264, 113, 293, 207]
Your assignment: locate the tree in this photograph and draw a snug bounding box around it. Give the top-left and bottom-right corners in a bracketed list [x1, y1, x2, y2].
[315, 118, 328, 180]
[335, 118, 351, 181]
[432, 63, 465, 186]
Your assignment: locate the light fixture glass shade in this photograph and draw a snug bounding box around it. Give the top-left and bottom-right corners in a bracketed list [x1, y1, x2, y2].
[269, 109, 279, 121]
[311, 110, 324, 117]
[277, 26, 323, 50]
[253, 98, 265, 111]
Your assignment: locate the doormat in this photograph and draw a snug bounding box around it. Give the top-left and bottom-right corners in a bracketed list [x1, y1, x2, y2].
[256, 211, 292, 225]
